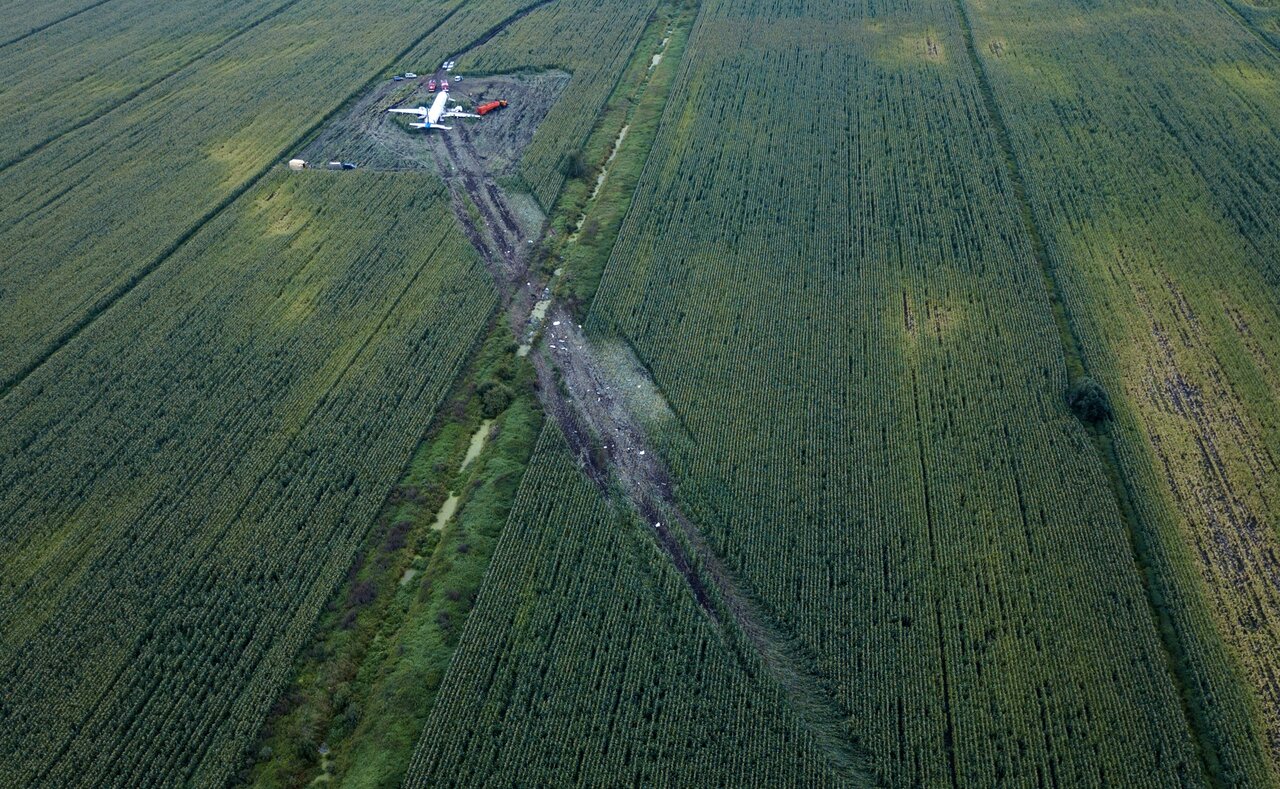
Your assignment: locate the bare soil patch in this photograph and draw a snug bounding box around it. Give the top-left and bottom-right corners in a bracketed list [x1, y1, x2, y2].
[297, 70, 569, 173]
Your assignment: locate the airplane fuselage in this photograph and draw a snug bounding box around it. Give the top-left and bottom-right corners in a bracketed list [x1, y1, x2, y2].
[386, 88, 476, 130]
[423, 90, 451, 126]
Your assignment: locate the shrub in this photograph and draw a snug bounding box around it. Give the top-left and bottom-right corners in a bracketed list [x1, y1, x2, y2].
[1068, 377, 1113, 424]
[478, 381, 513, 418]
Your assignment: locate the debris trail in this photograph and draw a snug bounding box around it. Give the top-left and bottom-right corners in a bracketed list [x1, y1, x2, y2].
[429, 102, 875, 787]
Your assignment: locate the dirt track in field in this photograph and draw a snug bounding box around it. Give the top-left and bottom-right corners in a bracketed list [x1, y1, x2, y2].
[423, 86, 874, 785]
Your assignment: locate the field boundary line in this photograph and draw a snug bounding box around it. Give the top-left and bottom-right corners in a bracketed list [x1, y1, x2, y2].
[949, 0, 1228, 784]
[0, 0, 309, 174]
[0, 0, 119, 50]
[0, 0, 556, 405]
[1207, 0, 1280, 62]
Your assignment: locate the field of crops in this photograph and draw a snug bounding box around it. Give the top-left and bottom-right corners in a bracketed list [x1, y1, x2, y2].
[966, 0, 1280, 781]
[1222, 0, 1280, 48]
[5, 0, 1280, 784]
[398, 0, 1280, 784]
[0, 170, 495, 785]
[405, 428, 855, 786]
[0, 0, 110, 45]
[0, 0, 302, 166]
[0, 0, 533, 393]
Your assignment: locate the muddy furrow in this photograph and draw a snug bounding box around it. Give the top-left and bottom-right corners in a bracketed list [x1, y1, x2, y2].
[431, 109, 874, 786]
[536, 309, 873, 784]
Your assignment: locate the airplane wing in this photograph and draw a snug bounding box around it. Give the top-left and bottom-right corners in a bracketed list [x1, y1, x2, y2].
[442, 111, 480, 119]
[412, 123, 450, 130]
[387, 107, 428, 116]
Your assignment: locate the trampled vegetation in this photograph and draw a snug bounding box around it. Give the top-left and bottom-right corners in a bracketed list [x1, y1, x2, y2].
[3, 0, 1280, 785]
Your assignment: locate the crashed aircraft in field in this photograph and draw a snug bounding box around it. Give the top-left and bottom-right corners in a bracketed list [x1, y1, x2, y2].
[386, 90, 478, 130]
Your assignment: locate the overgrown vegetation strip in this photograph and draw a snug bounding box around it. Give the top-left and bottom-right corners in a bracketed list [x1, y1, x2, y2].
[243, 320, 541, 787]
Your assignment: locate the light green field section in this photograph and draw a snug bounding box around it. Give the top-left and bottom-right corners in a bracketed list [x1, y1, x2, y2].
[0, 0, 298, 166]
[0, 171, 494, 786]
[966, 0, 1280, 781]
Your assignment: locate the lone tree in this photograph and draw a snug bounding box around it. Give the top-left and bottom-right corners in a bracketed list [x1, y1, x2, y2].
[1068, 376, 1113, 424]
[478, 381, 513, 418]
[560, 151, 587, 180]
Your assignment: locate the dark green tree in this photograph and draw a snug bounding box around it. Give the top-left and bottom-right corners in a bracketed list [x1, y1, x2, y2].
[1068, 377, 1113, 424]
[478, 381, 513, 418]
[560, 151, 587, 179]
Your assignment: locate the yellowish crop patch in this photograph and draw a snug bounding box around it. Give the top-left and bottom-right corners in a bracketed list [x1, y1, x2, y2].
[1212, 61, 1277, 94]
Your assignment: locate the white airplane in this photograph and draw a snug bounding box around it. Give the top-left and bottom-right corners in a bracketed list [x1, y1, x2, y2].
[386, 90, 478, 130]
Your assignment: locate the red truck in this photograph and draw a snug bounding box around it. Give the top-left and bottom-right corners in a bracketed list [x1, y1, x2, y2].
[476, 100, 508, 116]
